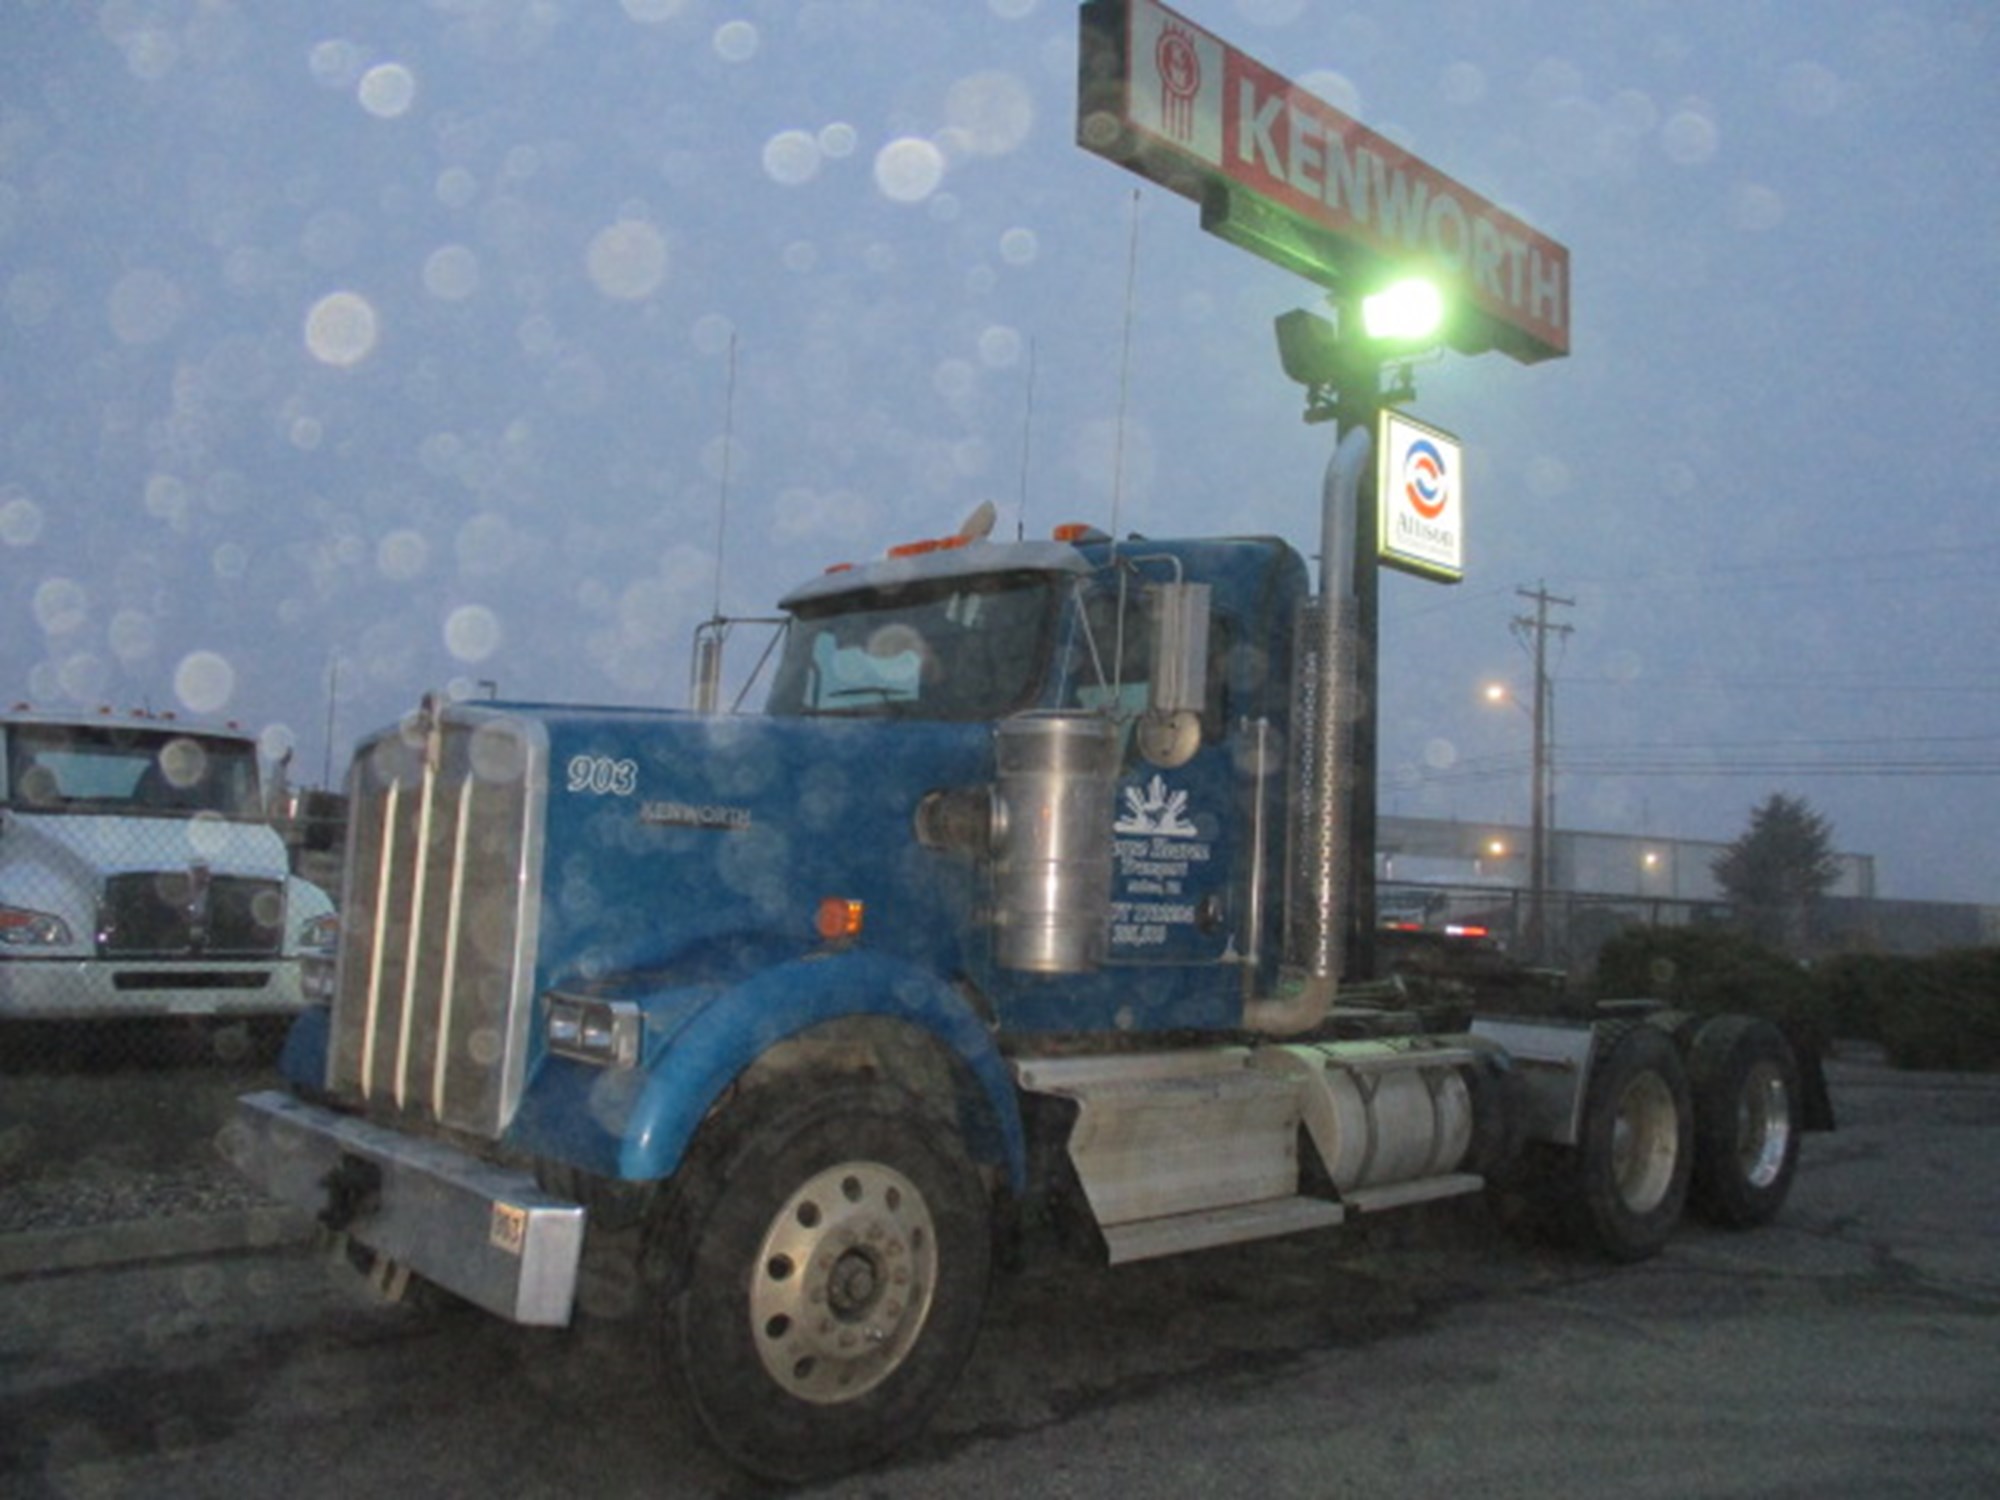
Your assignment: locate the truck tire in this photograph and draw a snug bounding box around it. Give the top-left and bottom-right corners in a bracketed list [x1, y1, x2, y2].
[1568, 1022, 1693, 1262]
[1685, 1015, 1801, 1229]
[656, 1081, 991, 1484]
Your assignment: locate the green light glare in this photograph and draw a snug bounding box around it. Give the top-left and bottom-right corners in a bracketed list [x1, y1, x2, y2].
[1361, 278, 1444, 341]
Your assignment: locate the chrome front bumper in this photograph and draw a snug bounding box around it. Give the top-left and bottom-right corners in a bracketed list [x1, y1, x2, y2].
[229, 1090, 584, 1327]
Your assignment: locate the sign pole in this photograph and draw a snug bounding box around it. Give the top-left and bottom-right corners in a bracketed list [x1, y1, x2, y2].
[1334, 322, 1383, 981]
[1349, 419, 1381, 980]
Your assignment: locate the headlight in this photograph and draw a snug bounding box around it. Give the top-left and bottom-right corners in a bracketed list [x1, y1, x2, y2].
[545, 994, 643, 1069]
[0, 903, 71, 947]
[296, 911, 340, 953]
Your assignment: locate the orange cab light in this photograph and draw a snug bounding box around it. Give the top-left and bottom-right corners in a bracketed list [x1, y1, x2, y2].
[823, 562, 855, 574]
[815, 896, 865, 942]
[886, 533, 975, 560]
[1052, 521, 1111, 544]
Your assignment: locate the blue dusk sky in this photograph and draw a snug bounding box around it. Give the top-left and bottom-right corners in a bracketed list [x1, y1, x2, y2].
[1, 0, 1994, 901]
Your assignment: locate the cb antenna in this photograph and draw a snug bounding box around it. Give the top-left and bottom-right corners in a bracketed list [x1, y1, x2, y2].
[1014, 335, 1037, 542]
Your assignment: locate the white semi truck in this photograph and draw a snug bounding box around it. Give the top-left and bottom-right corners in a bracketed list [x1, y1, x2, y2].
[0, 705, 335, 1022]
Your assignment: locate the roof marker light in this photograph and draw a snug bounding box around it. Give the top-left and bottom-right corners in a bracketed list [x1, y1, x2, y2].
[1052, 522, 1108, 544]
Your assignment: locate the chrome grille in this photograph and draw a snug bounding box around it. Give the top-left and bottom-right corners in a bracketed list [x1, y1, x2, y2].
[326, 706, 545, 1139]
[99, 871, 285, 957]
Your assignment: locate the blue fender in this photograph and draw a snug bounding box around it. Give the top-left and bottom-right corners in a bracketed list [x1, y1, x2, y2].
[518, 951, 1026, 1193]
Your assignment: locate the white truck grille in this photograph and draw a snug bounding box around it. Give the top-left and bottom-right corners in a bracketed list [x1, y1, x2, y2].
[325, 707, 545, 1140]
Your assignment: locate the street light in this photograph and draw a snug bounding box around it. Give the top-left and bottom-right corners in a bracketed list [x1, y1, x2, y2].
[1272, 274, 1446, 423]
[1483, 677, 1555, 961]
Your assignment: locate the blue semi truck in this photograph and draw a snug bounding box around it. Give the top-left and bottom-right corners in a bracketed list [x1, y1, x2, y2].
[231, 455, 1821, 1481]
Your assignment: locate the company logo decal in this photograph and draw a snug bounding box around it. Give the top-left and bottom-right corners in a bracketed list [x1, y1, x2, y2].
[1111, 775, 1211, 949]
[1115, 775, 1198, 838]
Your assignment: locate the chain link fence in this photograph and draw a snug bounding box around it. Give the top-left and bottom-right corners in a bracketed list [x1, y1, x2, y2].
[1378, 881, 1722, 978]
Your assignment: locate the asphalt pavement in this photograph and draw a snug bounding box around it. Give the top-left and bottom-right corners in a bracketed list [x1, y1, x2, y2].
[3, 1050, 1997, 1497]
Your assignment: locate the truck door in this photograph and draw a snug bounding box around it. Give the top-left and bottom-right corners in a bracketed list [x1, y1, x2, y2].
[1065, 581, 1241, 970]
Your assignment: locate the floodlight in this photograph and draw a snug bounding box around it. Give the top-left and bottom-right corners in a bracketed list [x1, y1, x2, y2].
[1361, 278, 1445, 343]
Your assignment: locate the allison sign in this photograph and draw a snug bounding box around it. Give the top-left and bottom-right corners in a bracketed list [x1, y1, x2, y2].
[1378, 411, 1464, 582]
[1079, 0, 1570, 364]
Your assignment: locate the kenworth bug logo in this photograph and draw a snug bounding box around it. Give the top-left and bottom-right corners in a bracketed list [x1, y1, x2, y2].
[1127, 1, 1223, 164]
[1154, 21, 1202, 141]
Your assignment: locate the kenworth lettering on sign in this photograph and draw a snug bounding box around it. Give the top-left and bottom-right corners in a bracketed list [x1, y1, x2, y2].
[1079, 0, 1570, 362]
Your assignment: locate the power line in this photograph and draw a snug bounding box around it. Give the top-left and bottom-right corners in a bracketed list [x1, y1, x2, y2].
[1408, 750, 2000, 785]
[1387, 542, 2000, 617]
[1560, 673, 2000, 697]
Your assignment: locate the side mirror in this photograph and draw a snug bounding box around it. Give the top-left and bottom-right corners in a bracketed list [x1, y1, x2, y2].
[1139, 582, 1209, 767]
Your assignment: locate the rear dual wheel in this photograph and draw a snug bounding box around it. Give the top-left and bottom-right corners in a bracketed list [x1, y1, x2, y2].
[1686, 1016, 1802, 1228]
[1569, 1022, 1694, 1262]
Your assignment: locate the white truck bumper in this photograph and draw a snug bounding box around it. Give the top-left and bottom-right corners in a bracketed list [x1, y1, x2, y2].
[229, 1090, 585, 1327]
[0, 956, 306, 1020]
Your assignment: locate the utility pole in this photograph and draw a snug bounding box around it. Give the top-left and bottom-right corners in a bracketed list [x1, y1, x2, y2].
[1512, 583, 1573, 962]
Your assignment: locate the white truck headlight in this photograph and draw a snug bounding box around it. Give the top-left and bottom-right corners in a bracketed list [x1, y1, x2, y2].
[545, 994, 643, 1069]
[0, 903, 72, 947]
[296, 911, 340, 954]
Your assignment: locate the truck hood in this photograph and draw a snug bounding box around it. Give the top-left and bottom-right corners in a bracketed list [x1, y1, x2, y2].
[1, 810, 289, 882]
[529, 709, 995, 988]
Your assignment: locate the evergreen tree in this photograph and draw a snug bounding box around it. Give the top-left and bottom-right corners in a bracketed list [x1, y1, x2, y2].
[1711, 793, 1842, 954]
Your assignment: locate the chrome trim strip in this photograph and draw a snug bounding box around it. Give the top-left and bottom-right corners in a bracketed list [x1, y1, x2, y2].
[359, 777, 401, 1097]
[393, 741, 442, 1110]
[432, 778, 475, 1119]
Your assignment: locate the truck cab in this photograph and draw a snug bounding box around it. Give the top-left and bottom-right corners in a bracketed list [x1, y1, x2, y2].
[763, 527, 1309, 1030]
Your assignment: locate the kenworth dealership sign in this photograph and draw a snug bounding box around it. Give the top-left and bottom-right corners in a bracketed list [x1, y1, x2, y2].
[1079, 0, 1571, 364]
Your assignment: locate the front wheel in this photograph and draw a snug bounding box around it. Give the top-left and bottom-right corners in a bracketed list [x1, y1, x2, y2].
[658, 1082, 992, 1484]
[1686, 1016, 1802, 1228]
[1568, 1022, 1693, 1262]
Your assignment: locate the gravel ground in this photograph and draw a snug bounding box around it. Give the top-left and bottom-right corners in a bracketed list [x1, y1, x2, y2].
[0, 1037, 1966, 1241]
[0, 1159, 274, 1236]
[0, 1036, 282, 1236]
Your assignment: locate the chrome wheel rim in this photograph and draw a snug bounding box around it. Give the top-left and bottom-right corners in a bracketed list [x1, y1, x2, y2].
[1611, 1071, 1681, 1214]
[1736, 1061, 1793, 1189]
[750, 1161, 938, 1405]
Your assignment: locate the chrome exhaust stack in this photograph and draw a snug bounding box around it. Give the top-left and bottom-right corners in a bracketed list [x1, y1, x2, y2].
[1245, 422, 1370, 1034]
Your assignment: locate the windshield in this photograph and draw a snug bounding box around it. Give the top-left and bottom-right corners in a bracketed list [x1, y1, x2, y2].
[766, 573, 1056, 721]
[4, 723, 263, 819]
